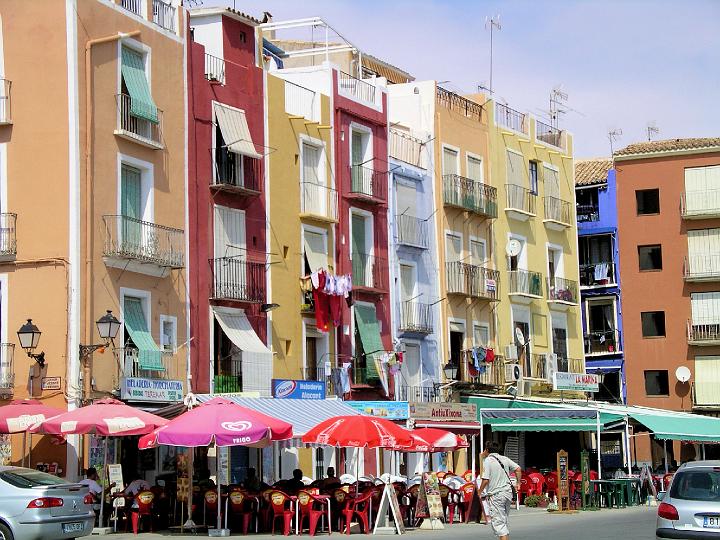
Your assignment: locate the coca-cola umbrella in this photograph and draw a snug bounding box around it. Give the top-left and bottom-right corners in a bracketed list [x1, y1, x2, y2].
[0, 399, 64, 466]
[401, 428, 469, 453]
[29, 398, 168, 529]
[137, 397, 293, 532]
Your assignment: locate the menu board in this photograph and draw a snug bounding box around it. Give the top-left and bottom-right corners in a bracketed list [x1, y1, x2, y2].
[423, 472, 444, 519]
[373, 482, 406, 535]
[557, 449, 569, 511]
[107, 464, 124, 507]
[177, 477, 190, 503]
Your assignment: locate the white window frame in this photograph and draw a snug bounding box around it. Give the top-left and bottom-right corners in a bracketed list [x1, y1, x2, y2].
[398, 259, 418, 302]
[299, 133, 327, 186]
[546, 242, 565, 279]
[117, 153, 154, 223]
[159, 314, 178, 353]
[120, 287, 153, 345]
[473, 321, 491, 347]
[469, 235, 487, 266]
[117, 37, 152, 96]
[349, 122, 373, 167]
[465, 152, 484, 183]
[441, 144, 460, 176]
[349, 207, 374, 259]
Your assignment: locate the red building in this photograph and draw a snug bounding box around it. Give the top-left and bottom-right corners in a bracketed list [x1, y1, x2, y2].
[187, 8, 270, 395]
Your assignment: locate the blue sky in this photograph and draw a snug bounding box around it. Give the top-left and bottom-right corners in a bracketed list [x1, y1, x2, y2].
[201, 0, 720, 157]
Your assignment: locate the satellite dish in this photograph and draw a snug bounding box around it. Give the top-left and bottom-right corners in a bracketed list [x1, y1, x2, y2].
[514, 327, 526, 346]
[506, 239, 522, 257]
[675, 366, 691, 383]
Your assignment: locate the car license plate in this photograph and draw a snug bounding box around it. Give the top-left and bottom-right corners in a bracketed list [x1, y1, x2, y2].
[62, 522, 84, 534]
[703, 516, 720, 528]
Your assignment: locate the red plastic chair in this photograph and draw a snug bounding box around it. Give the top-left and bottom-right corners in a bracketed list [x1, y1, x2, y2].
[339, 491, 372, 534]
[545, 472, 558, 499]
[204, 489, 223, 528]
[228, 490, 254, 535]
[662, 473, 674, 490]
[297, 490, 325, 536]
[438, 484, 457, 524]
[457, 482, 476, 524]
[528, 473, 545, 498]
[462, 470, 475, 482]
[131, 490, 155, 535]
[332, 489, 350, 531]
[518, 474, 534, 503]
[269, 490, 295, 536]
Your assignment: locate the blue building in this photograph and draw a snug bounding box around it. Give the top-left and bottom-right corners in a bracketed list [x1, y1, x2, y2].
[575, 159, 626, 403]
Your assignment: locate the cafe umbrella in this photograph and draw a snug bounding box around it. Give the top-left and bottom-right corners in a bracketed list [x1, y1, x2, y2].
[0, 399, 64, 467]
[29, 398, 168, 530]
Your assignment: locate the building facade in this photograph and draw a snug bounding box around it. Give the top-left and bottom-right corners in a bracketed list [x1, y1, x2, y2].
[615, 138, 720, 464]
[575, 159, 626, 403]
[0, 0, 188, 479]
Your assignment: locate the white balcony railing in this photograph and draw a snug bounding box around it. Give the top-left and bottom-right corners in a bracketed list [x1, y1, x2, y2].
[338, 71, 376, 104]
[152, 0, 176, 32]
[684, 253, 720, 281]
[389, 129, 425, 168]
[120, 0, 142, 16]
[115, 94, 163, 148]
[300, 182, 338, 221]
[682, 190, 720, 219]
[205, 53, 226, 85]
[285, 81, 317, 121]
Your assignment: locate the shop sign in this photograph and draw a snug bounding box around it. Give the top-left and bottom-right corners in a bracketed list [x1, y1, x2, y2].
[552, 372, 599, 392]
[408, 402, 477, 422]
[120, 377, 183, 402]
[345, 401, 409, 420]
[41, 377, 61, 391]
[271, 379, 325, 400]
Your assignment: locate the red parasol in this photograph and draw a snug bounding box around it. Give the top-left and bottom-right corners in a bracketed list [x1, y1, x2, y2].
[0, 399, 64, 434]
[401, 427, 469, 452]
[302, 415, 413, 449]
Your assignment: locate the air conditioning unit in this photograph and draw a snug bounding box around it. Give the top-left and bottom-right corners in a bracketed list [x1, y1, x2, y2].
[505, 344, 518, 361]
[505, 363, 522, 383]
[544, 353, 558, 384]
[517, 380, 534, 397]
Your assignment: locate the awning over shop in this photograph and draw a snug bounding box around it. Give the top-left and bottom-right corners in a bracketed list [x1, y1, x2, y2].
[195, 395, 363, 437]
[214, 103, 262, 159]
[123, 297, 164, 371]
[629, 412, 720, 443]
[354, 304, 384, 380]
[213, 308, 272, 397]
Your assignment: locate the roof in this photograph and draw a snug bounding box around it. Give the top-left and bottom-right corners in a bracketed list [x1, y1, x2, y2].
[575, 158, 612, 186]
[362, 54, 414, 84]
[189, 7, 261, 26]
[614, 138, 720, 159]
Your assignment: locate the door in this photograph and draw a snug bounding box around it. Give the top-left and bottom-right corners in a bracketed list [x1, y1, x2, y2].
[305, 335, 318, 380]
[552, 326, 568, 372]
[302, 143, 324, 215]
[351, 131, 366, 193]
[399, 263, 416, 328]
[351, 214, 369, 286]
[445, 233, 463, 293]
[121, 164, 143, 250]
[214, 206, 247, 297]
[401, 343, 422, 392]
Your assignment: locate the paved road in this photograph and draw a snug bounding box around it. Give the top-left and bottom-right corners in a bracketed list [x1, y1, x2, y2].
[104, 504, 658, 539]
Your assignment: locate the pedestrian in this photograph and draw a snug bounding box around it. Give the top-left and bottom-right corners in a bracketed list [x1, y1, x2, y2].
[477, 441, 522, 540]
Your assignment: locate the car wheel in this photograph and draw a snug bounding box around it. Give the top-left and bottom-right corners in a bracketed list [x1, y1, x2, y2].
[0, 522, 14, 540]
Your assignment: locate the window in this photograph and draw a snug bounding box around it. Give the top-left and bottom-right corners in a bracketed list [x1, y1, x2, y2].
[160, 315, 177, 353]
[641, 311, 666, 337]
[543, 164, 559, 198]
[442, 147, 459, 176]
[214, 205, 246, 259]
[470, 238, 486, 266]
[638, 245, 662, 271]
[670, 469, 720, 502]
[547, 247, 562, 280]
[445, 233, 462, 263]
[303, 229, 327, 274]
[351, 129, 372, 193]
[399, 263, 416, 302]
[302, 142, 322, 184]
[636, 189, 660, 215]
[644, 370, 669, 396]
[576, 187, 600, 222]
[395, 181, 417, 216]
[473, 324, 489, 347]
[467, 155, 483, 182]
[529, 161, 539, 194]
[449, 321, 465, 368]
[120, 45, 159, 132]
[506, 150, 525, 187]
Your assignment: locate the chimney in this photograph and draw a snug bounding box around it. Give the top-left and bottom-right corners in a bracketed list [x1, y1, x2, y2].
[262, 11, 275, 40]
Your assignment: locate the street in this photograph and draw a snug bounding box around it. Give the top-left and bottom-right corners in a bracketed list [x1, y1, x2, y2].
[103, 505, 658, 539]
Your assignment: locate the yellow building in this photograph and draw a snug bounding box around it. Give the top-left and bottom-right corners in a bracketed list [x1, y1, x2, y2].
[488, 98, 584, 397]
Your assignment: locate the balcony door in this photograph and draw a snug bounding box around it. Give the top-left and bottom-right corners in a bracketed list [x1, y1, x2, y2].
[401, 342, 421, 392]
[551, 313, 569, 372]
[120, 164, 144, 251]
[214, 206, 247, 298]
[351, 213, 372, 287]
[302, 142, 325, 215]
[688, 228, 720, 277]
[351, 129, 371, 194]
[586, 299, 617, 354]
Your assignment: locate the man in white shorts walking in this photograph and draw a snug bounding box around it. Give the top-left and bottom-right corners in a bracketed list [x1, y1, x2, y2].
[477, 441, 522, 540]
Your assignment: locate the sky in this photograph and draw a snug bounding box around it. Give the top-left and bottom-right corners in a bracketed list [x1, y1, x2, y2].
[200, 0, 720, 158]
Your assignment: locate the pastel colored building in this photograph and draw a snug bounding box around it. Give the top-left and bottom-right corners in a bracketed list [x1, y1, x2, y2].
[0, 0, 188, 480]
[575, 159, 626, 403]
[615, 138, 720, 465]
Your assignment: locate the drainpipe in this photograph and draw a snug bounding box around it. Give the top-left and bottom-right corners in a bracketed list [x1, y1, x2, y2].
[83, 31, 140, 402]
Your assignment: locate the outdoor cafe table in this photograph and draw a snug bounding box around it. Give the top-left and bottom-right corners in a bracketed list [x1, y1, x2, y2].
[590, 479, 638, 508]
[612, 478, 642, 506]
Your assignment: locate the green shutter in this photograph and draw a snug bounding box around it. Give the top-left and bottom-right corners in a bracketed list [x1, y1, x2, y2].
[121, 47, 158, 124]
[121, 165, 142, 249]
[351, 215, 367, 285]
[354, 304, 384, 380]
[124, 297, 164, 371]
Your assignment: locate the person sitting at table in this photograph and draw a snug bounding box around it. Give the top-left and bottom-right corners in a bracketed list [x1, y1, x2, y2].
[285, 469, 305, 493]
[120, 474, 151, 506]
[79, 467, 116, 520]
[321, 467, 341, 489]
[243, 467, 262, 492]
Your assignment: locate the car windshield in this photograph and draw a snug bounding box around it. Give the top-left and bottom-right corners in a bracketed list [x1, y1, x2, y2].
[0, 468, 68, 488]
[670, 469, 720, 501]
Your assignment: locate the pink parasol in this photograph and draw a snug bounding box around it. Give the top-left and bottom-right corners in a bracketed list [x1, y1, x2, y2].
[302, 415, 413, 449]
[0, 399, 64, 434]
[137, 397, 293, 448]
[401, 427, 469, 453]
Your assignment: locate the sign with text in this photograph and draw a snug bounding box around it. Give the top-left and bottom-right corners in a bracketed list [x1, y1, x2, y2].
[423, 472, 444, 519]
[271, 379, 325, 400]
[120, 377, 183, 402]
[557, 449, 569, 511]
[345, 401, 409, 420]
[41, 377, 61, 391]
[552, 372, 599, 392]
[409, 402, 477, 422]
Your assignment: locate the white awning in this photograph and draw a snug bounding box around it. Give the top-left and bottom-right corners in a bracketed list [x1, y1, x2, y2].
[213, 308, 272, 396]
[214, 103, 262, 159]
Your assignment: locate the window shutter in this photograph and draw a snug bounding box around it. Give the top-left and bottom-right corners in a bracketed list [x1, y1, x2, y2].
[395, 182, 417, 216]
[445, 234, 462, 262]
[351, 214, 366, 255]
[303, 230, 327, 273]
[351, 132, 364, 165]
[121, 46, 158, 124]
[474, 325, 489, 346]
[121, 165, 142, 219]
[506, 150, 525, 186]
[467, 156, 483, 182]
[470, 240, 486, 265]
[214, 205, 246, 259]
[399, 264, 415, 301]
[443, 148, 458, 176]
[302, 143, 321, 184]
[543, 165, 560, 198]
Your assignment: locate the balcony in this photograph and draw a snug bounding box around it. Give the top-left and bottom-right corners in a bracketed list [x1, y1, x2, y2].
[210, 256, 266, 303]
[681, 190, 720, 220]
[577, 203, 600, 223]
[684, 253, 720, 282]
[120, 0, 142, 16]
[436, 86, 483, 122]
[535, 120, 563, 149]
[0, 213, 17, 261]
[443, 174, 498, 218]
[468, 359, 506, 387]
[505, 184, 536, 221]
[687, 320, 720, 346]
[0, 343, 16, 395]
[285, 81, 318, 121]
[692, 382, 720, 409]
[508, 269, 543, 304]
[351, 253, 388, 292]
[349, 166, 387, 204]
[396, 214, 429, 249]
[114, 94, 163, 149]
[389, 129, 426, 168]
[543, 196, 573, 230]
[399, 301, 434, 334]
[103, 215, 184, 277]
[396, 385, 441, 402]
[579, 262, 616, 288]
[152, 0, 176, 32]
[204, 53, 226, 85]
[0, 79, 11, 125]
[446, 262, 499, 301]
[214, 374, 241, 394]
[211, 150, 261, 196]
[546, 277, 578, 309]
[300, 182, 338, 222]
[495, 102, 528, 135]
[120, 347, 182, 381]
[584, 329, 621, 356]
[338, 71, 376, 104]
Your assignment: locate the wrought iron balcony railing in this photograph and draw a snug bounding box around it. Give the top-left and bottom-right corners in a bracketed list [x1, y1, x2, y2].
[351, 252, 388, 291]
[436, 86, 483, 121]
[443, 174, 498, 218]
[584, 329, 621, 355]
[0, 79, 11, 124]
[396, 385, 441, 402]
[115, 94, 163, 147]
[395, 214, 429, 248]
[103, 215, 184, 269]
[546, 277, 578, 305]
[544, 196, 572, 227]
[446, 262, 500, 300]
[0, 343, 16, 392]
[0, 213, 17, 259]
[301, 182, 338, 221]
[210, 256, 266, 303]
[120, 0, 142, 16]
[338, 71, 376, 103]
[508, 269, 543, 297]
[577, 203, 600, 223]
[389, 129, 426, 168]
[579, 261, 616, 287]
[350, 165, 387, 202]
[212, 149, 261, 194]
[495, 102, 528, 134]
[119, 347, 182, 382]
[204, 53, 226, 84]
[399, 301, 434, 334]
[505, 184, 536, 216]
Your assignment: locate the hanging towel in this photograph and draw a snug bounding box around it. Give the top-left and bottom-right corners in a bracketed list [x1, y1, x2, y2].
[485, 348, 495, 363]
[594, 262, 609, 281]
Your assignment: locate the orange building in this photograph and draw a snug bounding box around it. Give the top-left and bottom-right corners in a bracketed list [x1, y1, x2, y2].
[615, 138, 720, 465]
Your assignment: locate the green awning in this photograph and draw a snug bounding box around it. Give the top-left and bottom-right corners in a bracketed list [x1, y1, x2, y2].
[354, 304, 384, 380]
[629, 412, 720, 443]
[486, 417, 602, 432]
[124, 298, 164, 371]
[121, 47, 158, 124]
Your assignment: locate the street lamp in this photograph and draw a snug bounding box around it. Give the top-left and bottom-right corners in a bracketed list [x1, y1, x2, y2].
[442, 362, 458, 381]
[17, 319, 45, 365]
[80, 310, 122, 402]
[95, 310, 122, 342]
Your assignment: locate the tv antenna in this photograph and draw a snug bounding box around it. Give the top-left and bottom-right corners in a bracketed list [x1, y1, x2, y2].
[485, 15, 501, 94]
[647, 122, 660, 141]
[608, 128, 623, 156]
